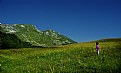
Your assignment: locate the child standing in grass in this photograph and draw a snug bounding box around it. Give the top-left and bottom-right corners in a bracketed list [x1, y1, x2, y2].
[96, 42, 100, 55]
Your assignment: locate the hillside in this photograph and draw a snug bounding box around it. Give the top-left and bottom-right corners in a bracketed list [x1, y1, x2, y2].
[0, 31, 31, 49]
[0, 24, 76, 48]
[92, 38, 121, 42]
[0, 38, 121, 73]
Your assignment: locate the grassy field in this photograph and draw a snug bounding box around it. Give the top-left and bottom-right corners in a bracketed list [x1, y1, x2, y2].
[0, 41, 121, 73]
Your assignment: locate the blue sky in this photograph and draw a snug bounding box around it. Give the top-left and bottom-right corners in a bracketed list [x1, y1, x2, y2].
[0, 0, 121, 42]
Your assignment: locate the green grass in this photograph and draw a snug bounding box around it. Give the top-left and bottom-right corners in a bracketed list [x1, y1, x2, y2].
[0, 42, 121, 73]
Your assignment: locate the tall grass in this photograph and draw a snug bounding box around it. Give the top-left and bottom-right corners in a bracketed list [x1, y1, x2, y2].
[0, 42, 121, 73]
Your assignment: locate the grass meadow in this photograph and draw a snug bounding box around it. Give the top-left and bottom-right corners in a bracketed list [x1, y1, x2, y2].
[0, 42, 121, 73]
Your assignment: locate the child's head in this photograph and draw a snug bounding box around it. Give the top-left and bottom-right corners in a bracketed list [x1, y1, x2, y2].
[96, 42, 99, 45]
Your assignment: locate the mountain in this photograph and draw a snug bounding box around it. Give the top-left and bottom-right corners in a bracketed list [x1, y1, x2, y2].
[42, 30, 76, 45]
[0, 24, 76, 48]
[0, 31, 31, 49]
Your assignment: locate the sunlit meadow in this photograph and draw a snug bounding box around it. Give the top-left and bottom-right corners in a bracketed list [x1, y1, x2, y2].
[0, 41, 121, 73]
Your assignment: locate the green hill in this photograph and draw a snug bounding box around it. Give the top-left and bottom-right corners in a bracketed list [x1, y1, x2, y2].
[0, 38, 121, 73]
[92, 38, 121, 42]
[0, 31, 31, 49]
[0, 24, 76, 49]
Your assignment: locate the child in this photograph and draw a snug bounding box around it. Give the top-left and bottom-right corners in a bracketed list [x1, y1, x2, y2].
[96, 42, 100, 55]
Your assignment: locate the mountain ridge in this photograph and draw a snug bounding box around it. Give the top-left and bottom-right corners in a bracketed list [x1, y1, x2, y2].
[0, 24, 76, 49]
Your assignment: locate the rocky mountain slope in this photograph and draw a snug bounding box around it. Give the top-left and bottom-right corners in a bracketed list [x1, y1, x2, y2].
[0, 24, 76, 48]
